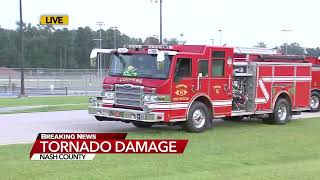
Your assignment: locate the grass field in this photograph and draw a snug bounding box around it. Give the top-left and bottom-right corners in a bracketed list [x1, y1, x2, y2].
[1, 118, 320, 179]
[0, 104, 88, 114]
[0, 96, 90, 113]
[0, 96, 90, 107]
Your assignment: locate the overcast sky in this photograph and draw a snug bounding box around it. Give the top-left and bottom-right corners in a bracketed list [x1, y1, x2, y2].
[1, 0, 319, 48]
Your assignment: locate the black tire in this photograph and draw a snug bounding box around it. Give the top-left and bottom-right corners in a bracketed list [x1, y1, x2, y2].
[261, 117, 273, 124]
[95, 116, 108, 121]
[94, 116, 119, 121]
[223, 116, 243, 121]
[263, 98, 291, 125]
[182, 101, 210, 133]
[132, 121, 153, 128]
[310, 91, 320, 112]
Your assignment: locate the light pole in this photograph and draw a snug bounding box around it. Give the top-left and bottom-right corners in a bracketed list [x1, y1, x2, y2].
[179, 33, 184, 45]
[19, 0, 25, 97]
[160, 0, 163, 44]
[281, 29, 292, 54]
[110, 27, 117, 49]
[218, 29, 222, 45]
[96, 21, 104, 78]
[210, 39, 215, 45]
[96, 21, 104, 49]
[151, 0, 163, 44]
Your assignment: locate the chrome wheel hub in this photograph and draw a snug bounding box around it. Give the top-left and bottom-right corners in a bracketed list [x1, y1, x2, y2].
[310, 96, 319, 109]
[277, 104, 287, 121]
[192, 109, 206, 128]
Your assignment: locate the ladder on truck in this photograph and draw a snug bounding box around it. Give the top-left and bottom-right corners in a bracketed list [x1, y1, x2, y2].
[234, 47, 280, 62]
[234, 47, 279, 55]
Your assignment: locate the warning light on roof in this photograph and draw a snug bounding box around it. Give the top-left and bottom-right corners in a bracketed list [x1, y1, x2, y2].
[124, 45, 170, 49]
[117, 48, 128, 53]
[147, 49, 159, 54]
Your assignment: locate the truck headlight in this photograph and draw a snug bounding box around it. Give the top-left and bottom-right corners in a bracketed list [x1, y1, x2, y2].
[150, 95, 158, 102]
[143, 94, 158, 102]
[89, 97, 98, 106]
[103, 91, 115, 99]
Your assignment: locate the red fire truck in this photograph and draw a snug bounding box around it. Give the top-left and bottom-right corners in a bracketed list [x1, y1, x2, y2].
[233, 47, 320, 112]
[307, 56, 320, 111]
[88, 45, 312, 132]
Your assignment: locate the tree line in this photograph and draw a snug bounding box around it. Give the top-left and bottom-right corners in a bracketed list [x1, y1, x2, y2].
[255, 41, 320, 57]
[0, 23, 319, 69]
[0, 23, 181, 69]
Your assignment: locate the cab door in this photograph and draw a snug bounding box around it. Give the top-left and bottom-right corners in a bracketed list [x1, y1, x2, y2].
[171, 57, 196, 120]
[209, 49, 233, 116]
[197, 59, 209, 94]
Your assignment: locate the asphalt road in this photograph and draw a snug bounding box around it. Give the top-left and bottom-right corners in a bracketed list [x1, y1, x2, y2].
[0, 110, 137, 145]
[0, 110, 320, 145]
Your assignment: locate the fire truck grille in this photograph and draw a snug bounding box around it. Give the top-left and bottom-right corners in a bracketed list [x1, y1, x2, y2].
[115, 84, 142, 107]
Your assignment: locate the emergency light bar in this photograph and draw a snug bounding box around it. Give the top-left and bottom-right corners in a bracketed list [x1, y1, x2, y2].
[234, 47, 280, 55]
[148, 49, 159, 54]
[124, 44, 171, 49]
[117, 48, 129, 53]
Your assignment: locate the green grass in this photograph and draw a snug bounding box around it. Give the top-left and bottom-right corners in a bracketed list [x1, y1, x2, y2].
[0, 104, 88, 114]
[0, 96, 90, 107]
[0, 96, 90, 113]
[1, 118, 320, 179]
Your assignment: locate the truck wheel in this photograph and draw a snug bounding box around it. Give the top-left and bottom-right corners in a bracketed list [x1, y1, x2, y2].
[223, 116, 243, 121]
[95, 116, 108, 121]
[265, 98, 291, 125]
[310, 91, 320, 112]
[132, 121, 153, 128]
[95, 116, 118, 121]
[183, 101, 210, 133]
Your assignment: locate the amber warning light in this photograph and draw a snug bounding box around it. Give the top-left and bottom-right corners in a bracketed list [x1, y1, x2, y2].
[40, 15, 68, 25]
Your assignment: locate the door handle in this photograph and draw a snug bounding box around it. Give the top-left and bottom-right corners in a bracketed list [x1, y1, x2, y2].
[224, 84, 228, 92]
[224, 84, 232, 96]
[192, 84, 196, 92]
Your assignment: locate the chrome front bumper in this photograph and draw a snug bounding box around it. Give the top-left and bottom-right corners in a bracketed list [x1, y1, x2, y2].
[88, 106, 164, 122]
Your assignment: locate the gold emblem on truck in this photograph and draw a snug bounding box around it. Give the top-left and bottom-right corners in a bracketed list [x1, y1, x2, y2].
[213, 85, 221, 94]
[175, 89, 188, 96]
[175, 84, 188, 96]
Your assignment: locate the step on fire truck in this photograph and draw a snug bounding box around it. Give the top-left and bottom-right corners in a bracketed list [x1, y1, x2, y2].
[88, 45, 313, 132]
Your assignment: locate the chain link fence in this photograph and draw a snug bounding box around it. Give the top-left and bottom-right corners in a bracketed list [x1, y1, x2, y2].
[0, 68, 108, 97]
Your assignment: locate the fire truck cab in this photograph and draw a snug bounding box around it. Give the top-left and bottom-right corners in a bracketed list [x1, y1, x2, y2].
[88, 45, 312, 132]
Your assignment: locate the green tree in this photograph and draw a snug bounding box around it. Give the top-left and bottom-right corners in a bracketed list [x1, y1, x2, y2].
[306, 47, 320, 57]
[254, 41, 267, 48]
[144, 36, 159, 45]
[73, 26, 95, 68]
[0, 27, 18, 67]
[163, 38, 181, 45]
[276, 42, 305, 55]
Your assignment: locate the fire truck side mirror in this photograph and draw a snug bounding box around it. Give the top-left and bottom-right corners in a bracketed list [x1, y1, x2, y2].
[90, 49, 98, 67]
[90, 57, 97, 67]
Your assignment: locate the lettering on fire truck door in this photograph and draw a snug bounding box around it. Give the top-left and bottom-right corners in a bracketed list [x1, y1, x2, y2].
[209, 50, 233, 115]
[171, 57, 195, 119]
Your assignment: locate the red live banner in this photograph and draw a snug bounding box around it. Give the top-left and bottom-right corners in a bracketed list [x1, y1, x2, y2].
[30, 133, 188, 160]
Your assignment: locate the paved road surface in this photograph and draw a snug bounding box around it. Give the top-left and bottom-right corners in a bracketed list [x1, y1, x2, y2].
[0, 110, 139, 145]
[0, 110, 320, 145]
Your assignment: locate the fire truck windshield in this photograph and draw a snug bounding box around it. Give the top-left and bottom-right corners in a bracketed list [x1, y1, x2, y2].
[109, 54, 172, 79]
